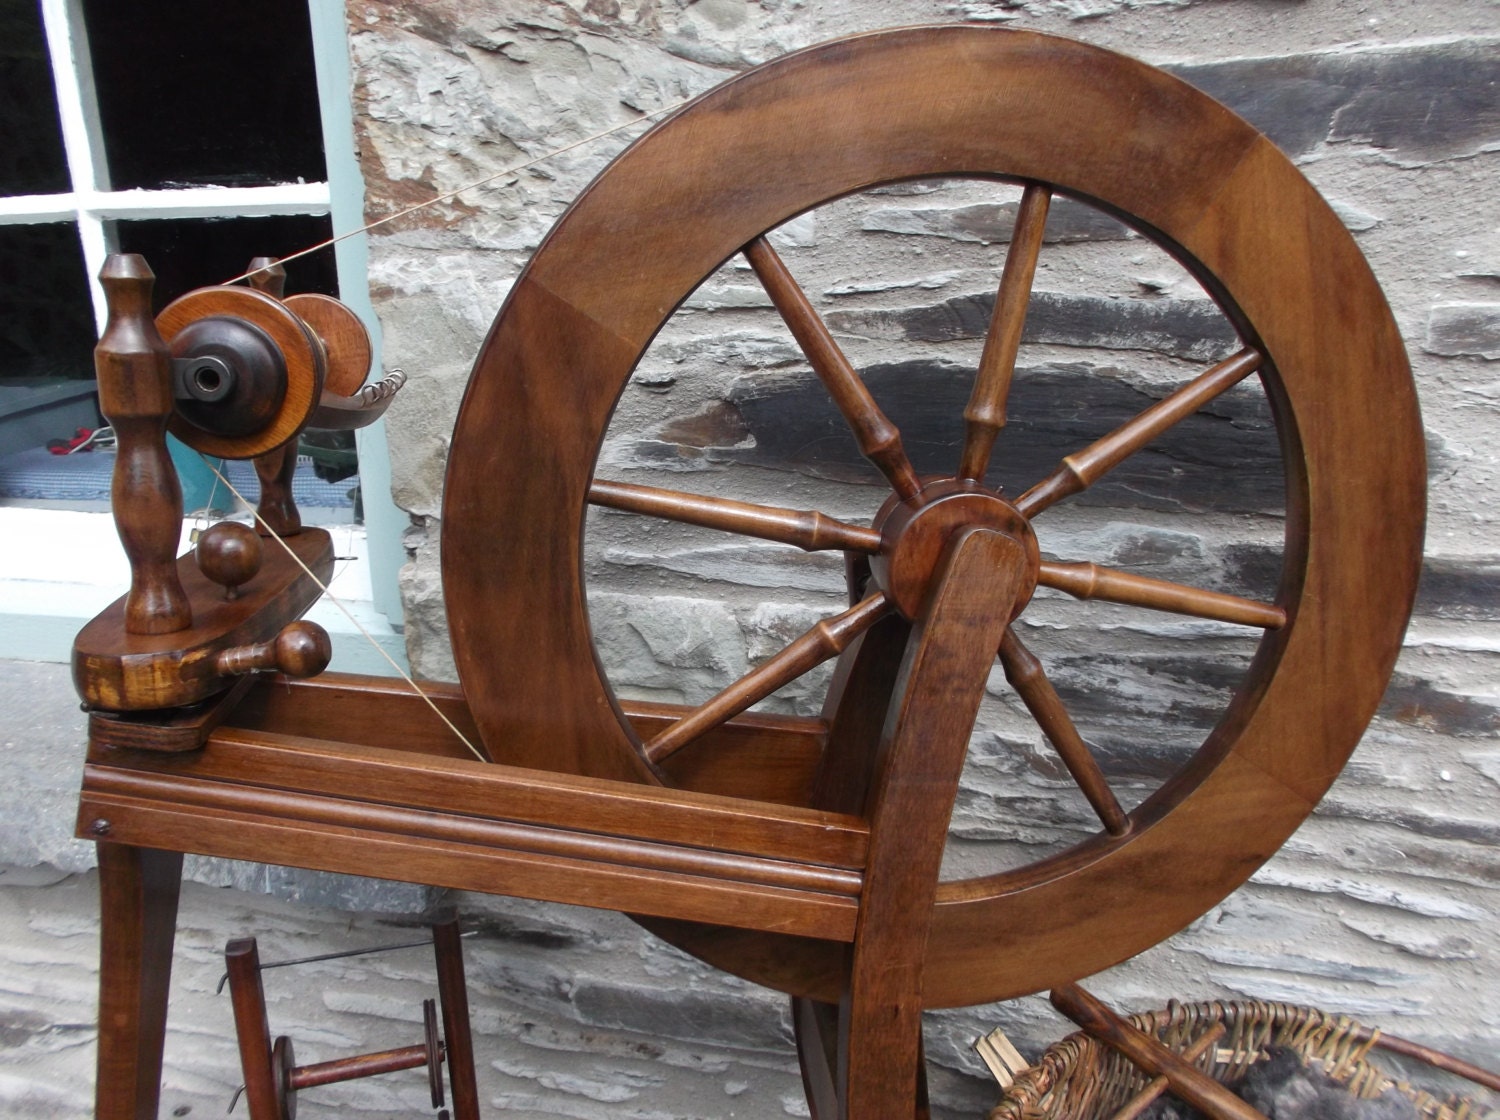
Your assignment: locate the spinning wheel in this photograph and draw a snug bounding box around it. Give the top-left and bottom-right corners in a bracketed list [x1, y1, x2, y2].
[443, 24, 1423, 1007]
[73, 24, 1425, 1120]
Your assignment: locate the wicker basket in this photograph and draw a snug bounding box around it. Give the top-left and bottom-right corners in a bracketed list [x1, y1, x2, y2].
[987, 1000, 1494, 1120]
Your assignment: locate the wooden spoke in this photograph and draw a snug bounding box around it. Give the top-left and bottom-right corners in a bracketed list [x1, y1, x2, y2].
[1015, 347, 1262, 518]
[643, 592, 891, 764]
[589, 479, 882, 553]
[959, 183, 1051, 482]
[1037, 560, 1286, 629]
[743, 236, 922, 501]
[999, 628, 1130, 836]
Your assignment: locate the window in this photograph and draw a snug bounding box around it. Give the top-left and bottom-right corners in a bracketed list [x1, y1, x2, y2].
[0, 0, 338, 481]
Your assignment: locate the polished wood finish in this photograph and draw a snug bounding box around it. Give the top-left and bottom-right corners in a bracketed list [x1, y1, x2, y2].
[284, 292, 372, 396]
[227, 924, 476, 1119]
[195, 521, 262, 599]
[1016, 348, 1262, 518]
[94, 844, 182, 1120]
[744, 235, 922, 502]
[643, 592, 889, 763]
[960, 183, 1051, 482]
[78, 723, 870, 940]
[433, 921, 482, 1120]
[444, 24, 1421, 1007]
[79, 25, 1427, 1120]
[95, 255, 191, 636]
[213, 621, 331, 679]
[224, 938, 281, 1120]
[157, 285, 323, 461]
[73, 528, 333, 711]
[1037, 560, 1286, 629]
[88, 674, 260, 753]
[841, 528, 1028, 1120]
[1051, 984, 1269, 1120]
[999, 627, 1129, 835]
[590, 479, 883, 554]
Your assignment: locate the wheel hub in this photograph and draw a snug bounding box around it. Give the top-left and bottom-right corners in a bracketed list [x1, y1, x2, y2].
[870, 478, 1040, 621]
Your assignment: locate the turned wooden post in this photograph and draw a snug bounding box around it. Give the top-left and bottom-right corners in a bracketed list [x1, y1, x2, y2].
[246, 257, 303, 537]
[95, 254, 191, 635]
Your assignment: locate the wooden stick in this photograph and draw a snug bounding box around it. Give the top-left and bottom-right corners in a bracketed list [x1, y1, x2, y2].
[288, 1045, 430, 1090]
[1017, 348, 1262, 518]
[644, 592, 890, 763]
[1363, 1031, 1500, 1092]
[1051, 984, 1269, 1120]
[959, 183, 1051, 482]
[247, 257, 304, 537]
[1037, 560, 1286, 629]
[744, 236, 922, 500]
[999, 629, 1129, 835]
[589, 479, 883, 553]
[224, 938, 281, 1120]
[1107, 1022, 1227, 1120]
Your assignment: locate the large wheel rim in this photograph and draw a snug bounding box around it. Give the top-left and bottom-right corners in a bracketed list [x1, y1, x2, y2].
[443, 25, 1424, 1006]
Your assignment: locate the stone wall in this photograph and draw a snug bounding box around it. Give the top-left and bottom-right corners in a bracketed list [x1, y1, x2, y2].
[349, 0, 1500, 1102]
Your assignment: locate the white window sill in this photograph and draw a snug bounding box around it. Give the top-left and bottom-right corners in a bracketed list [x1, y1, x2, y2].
[0, 505, 406, 676]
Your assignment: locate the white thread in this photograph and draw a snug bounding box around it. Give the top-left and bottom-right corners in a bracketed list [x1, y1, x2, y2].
[222, 94, 701, 286]
[203, 457, 488, 763]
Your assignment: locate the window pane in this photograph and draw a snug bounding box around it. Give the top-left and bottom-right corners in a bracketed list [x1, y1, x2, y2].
[114, 213, 338, 311]
[83, 0, 326, 190]
[0, 0, 70, 196]
[0, 222, 95, 380]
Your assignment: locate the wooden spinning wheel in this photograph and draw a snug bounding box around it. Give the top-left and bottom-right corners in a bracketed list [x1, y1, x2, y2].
[73, 24, 1425, 1120]
[442, 24, 1423, 1009]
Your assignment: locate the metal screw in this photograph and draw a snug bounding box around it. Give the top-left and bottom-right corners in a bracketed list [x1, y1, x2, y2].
[89, 819, 111, 837]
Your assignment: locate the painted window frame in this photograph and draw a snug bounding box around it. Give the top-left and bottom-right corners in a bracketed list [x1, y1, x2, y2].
[0, 0, 405, 632]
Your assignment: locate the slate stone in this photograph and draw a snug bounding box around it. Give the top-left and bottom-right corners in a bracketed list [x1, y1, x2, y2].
[1414, 555, 1500, 621]
[825, 289, 1240, 363]
[1423, 303, 1500, 360]
[1219, 541, 1287, 601]
[1169, 40, 1500, 163]
[861, 195, 1133, 244]
[721, 360, 1284, 514]
[1019, 650, 1259, 781]
[1380, 674, 1500, 739]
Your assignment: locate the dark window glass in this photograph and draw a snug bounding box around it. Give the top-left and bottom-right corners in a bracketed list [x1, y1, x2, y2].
[0, 0, 70, 196]
[114, 213, 338, 312]
[83, 0, 326, 190]
[0, 222, 95, 380]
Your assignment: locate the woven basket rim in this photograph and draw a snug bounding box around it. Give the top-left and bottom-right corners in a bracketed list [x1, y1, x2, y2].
[987, 999, 1494, 1120]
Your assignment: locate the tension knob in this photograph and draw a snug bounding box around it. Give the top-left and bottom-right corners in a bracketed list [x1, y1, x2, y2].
[214, 621, 331, 679]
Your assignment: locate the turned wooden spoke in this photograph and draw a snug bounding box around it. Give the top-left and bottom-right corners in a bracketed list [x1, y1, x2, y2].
[1038, 560, 1286, 629]
[959, 183, 1051, 482]
[589, 479, 882, 553]
[743, 236, 921, 500]
[1016, 347, 1262, 517]
[999, 628, 1129, 836]
[644, 592, 890, 764]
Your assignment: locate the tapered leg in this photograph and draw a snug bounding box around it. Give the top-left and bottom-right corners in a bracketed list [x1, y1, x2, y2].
[433, 920, 481, 1120]
[95, 843, 183, 1120]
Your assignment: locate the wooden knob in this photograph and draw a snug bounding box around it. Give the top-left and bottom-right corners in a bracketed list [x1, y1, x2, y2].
[214, 621, 331, 679]
[195, 521, 263, 598]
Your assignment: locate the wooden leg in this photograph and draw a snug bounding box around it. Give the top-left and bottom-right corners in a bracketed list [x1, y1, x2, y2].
[793, 996, 841, 1120]
[433, 920, 481, 1120]
[95, 843, 183, 1120]
[223, 938, 284, 1120]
